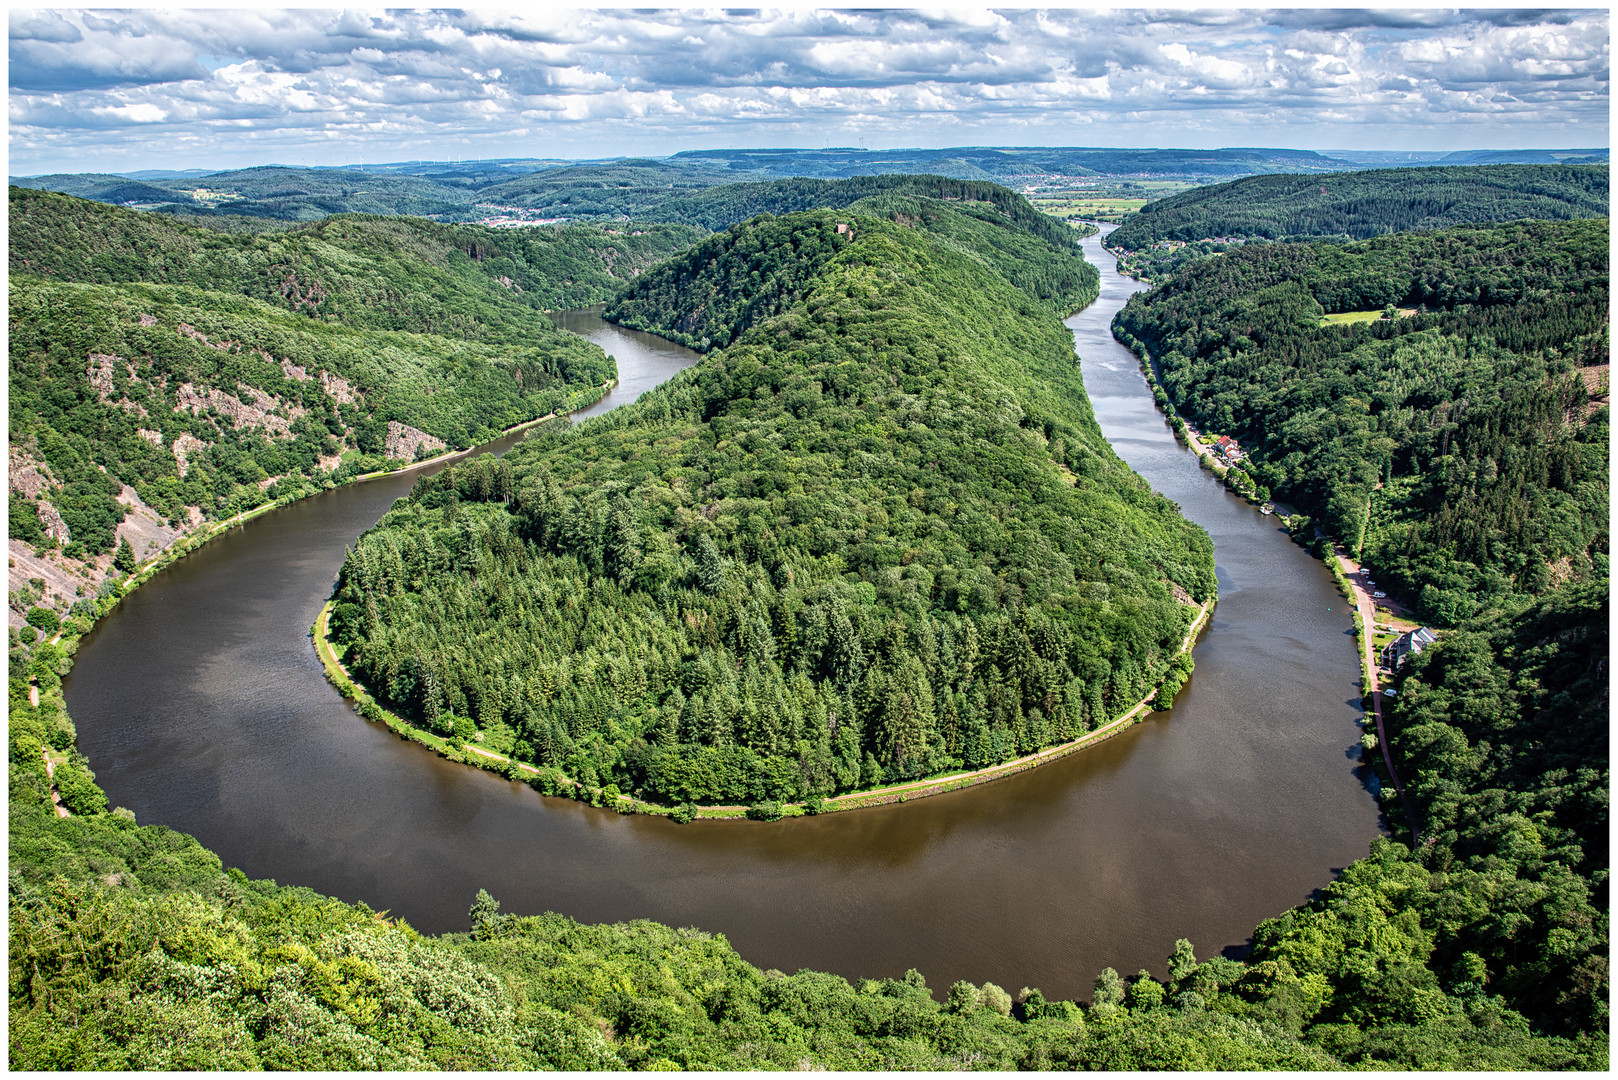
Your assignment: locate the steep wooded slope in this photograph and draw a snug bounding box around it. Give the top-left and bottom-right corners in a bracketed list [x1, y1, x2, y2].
[1113, 219, 1608, 623]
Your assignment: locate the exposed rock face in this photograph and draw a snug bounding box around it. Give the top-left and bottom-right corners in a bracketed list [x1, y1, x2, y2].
[9, 448, 71, 562]
[171, 433, 206, 477]
[9, 448, 53, 499]
[320, 370, 358, 405]
[137, 428, 164, 447]
[38, 502, 71, 546]
[384, 421, 447, 462]
[281, 357, 312, 382]
[7, 540, 80, 631]
[86, 353, 118, 399]
[86, 353, 148, 417]
[173, 382, 302, 439]
[114, 485, 184, 562]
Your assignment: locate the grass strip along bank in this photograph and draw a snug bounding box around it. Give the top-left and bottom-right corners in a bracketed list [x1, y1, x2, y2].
[315, 597, 1212, 820]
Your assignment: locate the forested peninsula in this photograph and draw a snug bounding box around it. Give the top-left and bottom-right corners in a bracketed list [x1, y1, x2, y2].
[329, 194, 1214, 810]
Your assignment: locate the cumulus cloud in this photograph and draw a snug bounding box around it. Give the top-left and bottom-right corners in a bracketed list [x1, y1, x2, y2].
[7, 7, 1609, 173]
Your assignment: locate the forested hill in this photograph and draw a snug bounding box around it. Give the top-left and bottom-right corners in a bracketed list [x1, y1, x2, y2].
[1113, 218, 1609, 625]
[609, 191, 1099, 352]
[638, 174, 1086, 251]
[331, 203, 1213, 811]
[7, 189, 697, 624]
[1108, 163, 1608, 248]
[10, 187, 703, 329]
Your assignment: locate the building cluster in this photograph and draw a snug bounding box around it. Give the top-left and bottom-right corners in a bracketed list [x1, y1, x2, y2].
[1382, 626, 1436, 670]
[1212, 435, 1243, 465]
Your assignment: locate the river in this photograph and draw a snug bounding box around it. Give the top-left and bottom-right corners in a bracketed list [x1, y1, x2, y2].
[64, 233, 1382, 1001]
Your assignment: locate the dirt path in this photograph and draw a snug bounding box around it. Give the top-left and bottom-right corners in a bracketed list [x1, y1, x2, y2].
[41, 749, 70, 818]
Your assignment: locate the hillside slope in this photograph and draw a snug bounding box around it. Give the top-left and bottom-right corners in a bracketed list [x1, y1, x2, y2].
[7, 189, 698, 631]
[1113, 219, 1608, 624]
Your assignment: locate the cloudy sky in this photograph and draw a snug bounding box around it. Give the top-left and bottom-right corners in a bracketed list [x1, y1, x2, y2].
[9, 6, 1610, 174]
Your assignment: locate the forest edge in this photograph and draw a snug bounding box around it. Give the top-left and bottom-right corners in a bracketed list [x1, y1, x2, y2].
[312, 591, 1213, 820]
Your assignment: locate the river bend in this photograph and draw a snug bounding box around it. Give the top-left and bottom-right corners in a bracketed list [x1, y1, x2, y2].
[64, 236, 1382, 999]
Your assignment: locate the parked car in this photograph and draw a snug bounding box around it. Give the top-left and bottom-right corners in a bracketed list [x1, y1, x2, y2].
[1373, 591, 1387, 598]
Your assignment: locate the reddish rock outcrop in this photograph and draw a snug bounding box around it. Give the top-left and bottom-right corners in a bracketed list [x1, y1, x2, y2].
[384, 421, 447, 461]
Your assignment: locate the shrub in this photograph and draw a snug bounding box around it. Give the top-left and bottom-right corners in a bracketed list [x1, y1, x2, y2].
[25, 607, 60, 636]
[746, 800, 783, 821]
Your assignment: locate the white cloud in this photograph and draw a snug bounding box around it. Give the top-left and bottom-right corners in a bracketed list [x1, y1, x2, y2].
[7, 8, 1609, 172]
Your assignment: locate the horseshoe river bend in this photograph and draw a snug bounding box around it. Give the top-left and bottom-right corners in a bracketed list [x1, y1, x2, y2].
[63, 228, 1383, 1001]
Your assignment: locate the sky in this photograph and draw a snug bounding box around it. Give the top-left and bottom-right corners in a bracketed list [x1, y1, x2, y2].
[8, 6, 1611, 175]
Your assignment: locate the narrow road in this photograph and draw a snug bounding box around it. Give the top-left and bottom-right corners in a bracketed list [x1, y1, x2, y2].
[1331, 546, 1421, 844]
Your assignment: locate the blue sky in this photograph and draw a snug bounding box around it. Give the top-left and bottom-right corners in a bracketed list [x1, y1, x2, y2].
[9, 7, 1610, 175]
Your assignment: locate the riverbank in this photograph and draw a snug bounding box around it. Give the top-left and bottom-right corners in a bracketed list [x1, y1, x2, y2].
[1109, 315, 1421, 845]
[313, 594, 1214, 821]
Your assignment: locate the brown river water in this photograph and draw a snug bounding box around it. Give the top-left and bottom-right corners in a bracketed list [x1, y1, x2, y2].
[64, 228, 1383, 1000]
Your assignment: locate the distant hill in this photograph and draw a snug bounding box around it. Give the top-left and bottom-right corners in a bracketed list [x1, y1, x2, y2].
[640, 173, 1084, 253]
[1325, 147, 1608, 167]
[18, 148, 1605, 230]
[10, 165, 478, 221]
[474, 160, 758, 218]
[1106, 163, 1609, 268]
[669, 145, 1360, 181]
[12, 146, 1366, 225]
[1439, 148, 1609, 165]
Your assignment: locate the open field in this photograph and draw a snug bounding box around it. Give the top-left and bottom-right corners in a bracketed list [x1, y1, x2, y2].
[1320, 307, 1418, 326]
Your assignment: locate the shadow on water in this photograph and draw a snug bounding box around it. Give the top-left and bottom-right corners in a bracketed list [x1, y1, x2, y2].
[66, 263, 1382, 1000]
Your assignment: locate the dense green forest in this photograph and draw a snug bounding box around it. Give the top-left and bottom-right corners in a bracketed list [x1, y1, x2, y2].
[1114, 219, 1609, 624]
[611, 190, 1099, 350]
[329, 200, 1211, 808]
[1381, 578, 1609, 1038]
[1109, 164, 1608, 249]
[7, 189, 697, 566]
